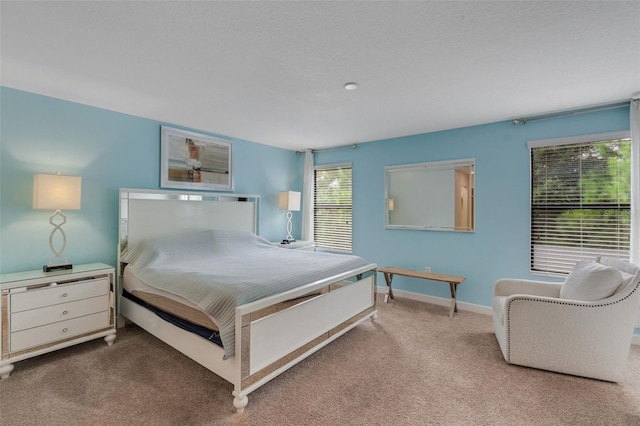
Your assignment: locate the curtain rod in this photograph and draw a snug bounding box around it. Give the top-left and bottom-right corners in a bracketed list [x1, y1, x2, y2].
[511, 100, 631, 125]
[295, 144, 357, 155]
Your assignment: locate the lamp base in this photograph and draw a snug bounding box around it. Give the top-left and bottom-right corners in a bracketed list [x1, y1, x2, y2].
[43, 263, 73, 273]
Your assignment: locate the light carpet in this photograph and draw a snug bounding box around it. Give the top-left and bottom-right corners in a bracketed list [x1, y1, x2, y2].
[1, 298, 639, 425]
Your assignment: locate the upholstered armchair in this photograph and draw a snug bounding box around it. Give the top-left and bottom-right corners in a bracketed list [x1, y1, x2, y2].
[493, 257, 640, 382]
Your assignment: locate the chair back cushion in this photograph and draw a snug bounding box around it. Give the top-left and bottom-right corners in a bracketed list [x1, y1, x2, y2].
[597, 257, 640, 295]
[560, 259, 623, 301]
[597, 256, 640, 275]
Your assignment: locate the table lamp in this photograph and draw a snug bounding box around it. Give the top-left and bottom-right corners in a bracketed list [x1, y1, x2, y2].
[279, 190, 300, 243]
[33, 173, 82, 272]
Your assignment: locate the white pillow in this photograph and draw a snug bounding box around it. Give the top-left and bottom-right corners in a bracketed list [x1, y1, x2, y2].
[559, 260, 623, 301]
[616, 271, 636, 294]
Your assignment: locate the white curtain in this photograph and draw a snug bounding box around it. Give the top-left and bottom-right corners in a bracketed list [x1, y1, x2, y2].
[631, 92, 640, 265]
[302, 149, 315, 241]
[631, 93, 640, 328]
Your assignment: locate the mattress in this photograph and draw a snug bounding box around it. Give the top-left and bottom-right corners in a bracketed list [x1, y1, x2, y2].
[123, 264, 326, 340]
[121, 288, 223, 347]
[123, 267, 219, 332]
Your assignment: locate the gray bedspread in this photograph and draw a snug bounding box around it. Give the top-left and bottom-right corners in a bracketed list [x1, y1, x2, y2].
[124, 229, 370, 359]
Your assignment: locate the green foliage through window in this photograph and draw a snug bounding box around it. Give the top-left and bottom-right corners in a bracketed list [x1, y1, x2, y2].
[531, 138, 631, 274]
[314, 165, 352, 252]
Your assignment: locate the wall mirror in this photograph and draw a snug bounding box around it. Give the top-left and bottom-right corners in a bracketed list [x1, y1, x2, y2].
[385, 158, 475, 232]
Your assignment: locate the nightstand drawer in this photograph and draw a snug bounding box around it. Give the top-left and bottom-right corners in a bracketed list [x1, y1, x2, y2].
[10, 278, 109, 312]
[11, 295, 109, 332]
[10, 311, 110, 352]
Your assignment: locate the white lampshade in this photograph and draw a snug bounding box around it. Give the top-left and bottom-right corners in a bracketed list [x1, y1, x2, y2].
[33, 174, 82, 210]
[279, 190, 301, 211]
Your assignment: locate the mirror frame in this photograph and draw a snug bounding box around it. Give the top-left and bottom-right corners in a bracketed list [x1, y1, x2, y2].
[384, 158, 475, 232]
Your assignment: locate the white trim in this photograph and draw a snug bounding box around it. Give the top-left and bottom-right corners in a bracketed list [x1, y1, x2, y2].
[375, 286, 640, 345]
[375, 286, 492, 316]
[630, 98, 640, 264]
[384, 158, 476, 173]
[119, 187, 258, 199]
[527, 131, 630, 149]
[301, 149, 314, 241]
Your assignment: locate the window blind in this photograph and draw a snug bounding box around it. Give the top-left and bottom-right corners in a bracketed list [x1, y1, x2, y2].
[530, 137, 631, 274]
[314, 165, 352, 252]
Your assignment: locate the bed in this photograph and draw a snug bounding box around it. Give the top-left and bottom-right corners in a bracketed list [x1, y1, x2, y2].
[117, 188, 378, 412]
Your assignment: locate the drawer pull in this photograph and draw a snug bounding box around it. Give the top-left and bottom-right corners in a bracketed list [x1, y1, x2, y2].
[62, 293, 68, 298]
[62, 328, 68, 333]
[62, 310, 68, 315]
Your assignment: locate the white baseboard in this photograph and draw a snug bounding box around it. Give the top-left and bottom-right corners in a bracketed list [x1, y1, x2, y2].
[376, 286, 640, 345]
[375, 286, 492, 316]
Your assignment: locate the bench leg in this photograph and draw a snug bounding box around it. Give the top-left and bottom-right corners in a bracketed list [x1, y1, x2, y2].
[383, 272, 395, 303]
[449, 282, 458, 318]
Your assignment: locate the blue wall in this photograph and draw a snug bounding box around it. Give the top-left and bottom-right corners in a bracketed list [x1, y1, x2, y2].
[315, 106, 632, 309]
[0, 87, 300, 273]
[2, 87, 636, 338]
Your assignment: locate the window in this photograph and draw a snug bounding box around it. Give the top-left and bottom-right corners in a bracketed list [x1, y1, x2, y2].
[314, 164, 352, 252]
[530, 133, 631, 274]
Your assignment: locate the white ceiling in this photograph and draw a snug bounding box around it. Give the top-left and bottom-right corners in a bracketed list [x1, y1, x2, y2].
[2, 1, 639, 151]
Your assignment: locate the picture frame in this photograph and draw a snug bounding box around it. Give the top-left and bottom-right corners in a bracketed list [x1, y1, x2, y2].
[160, 126, 233, 192]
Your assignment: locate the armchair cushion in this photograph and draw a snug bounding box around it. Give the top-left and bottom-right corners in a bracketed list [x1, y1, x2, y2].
[559, 259, 623, 301]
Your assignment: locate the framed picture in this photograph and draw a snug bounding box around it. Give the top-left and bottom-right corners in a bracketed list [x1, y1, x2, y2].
[160, 126, 233, 192]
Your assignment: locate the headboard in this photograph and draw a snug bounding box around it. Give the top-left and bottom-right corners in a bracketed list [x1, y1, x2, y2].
[119, 188, 259, 247]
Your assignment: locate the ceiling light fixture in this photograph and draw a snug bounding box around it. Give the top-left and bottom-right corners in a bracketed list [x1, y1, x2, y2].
[344, 82, 359, 91]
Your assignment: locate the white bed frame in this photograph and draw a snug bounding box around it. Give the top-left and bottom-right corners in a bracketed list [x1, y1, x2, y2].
[117, 188, 377, 412]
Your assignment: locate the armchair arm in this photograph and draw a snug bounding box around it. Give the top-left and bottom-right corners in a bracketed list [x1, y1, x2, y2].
[493, 278, 562, 298]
